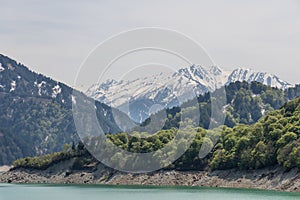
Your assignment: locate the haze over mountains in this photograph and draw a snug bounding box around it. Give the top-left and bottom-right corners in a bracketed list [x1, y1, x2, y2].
[87, 65, 293, 122]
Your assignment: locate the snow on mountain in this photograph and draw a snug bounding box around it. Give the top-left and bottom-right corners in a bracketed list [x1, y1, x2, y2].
[227, 68, 292, 90]
[0, 55, 70, 105]
[52, 85, 62, 98]
[9, 80, 16, 92]
[86, 65, 292, 123]
[0, 63, 4, 72]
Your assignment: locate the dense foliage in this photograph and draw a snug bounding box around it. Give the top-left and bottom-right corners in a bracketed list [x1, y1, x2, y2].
[13, 143, 93, 170]
[211, 96, 300, 170]
[108, 96, 300, 171]
[14, 97, 300, 171]
[0, 95, 76, 165]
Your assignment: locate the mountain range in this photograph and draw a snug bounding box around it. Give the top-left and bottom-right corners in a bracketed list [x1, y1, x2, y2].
[86, 65, 293, 123]
[0, 53, 299, 166]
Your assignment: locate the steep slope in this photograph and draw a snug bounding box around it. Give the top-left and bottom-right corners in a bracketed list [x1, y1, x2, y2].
[87, 65, 292, 123]
[0, 54, 123, 165]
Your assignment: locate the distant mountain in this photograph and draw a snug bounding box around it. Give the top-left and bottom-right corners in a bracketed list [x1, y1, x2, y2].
[87, 65, 292, 123]
[0, 54, 124, 165]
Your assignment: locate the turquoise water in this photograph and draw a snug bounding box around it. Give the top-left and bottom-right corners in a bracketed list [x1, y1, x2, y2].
[0, 184, 300, 200]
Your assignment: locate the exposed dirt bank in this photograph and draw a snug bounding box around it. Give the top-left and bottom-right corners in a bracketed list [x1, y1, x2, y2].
[0, 162, 299, 192]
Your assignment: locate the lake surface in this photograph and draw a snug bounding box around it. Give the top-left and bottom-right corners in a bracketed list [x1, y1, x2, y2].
[0, 184, 300, 200]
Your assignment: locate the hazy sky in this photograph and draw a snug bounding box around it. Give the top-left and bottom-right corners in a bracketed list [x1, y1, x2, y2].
[1, 0, 300, 88]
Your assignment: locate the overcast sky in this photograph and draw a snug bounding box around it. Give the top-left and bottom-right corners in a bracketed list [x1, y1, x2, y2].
[1, 0, 300, 88]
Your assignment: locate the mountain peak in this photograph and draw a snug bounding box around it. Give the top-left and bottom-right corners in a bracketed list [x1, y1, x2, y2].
[209, 65, 223, 76]
[227, 67, 292, 90]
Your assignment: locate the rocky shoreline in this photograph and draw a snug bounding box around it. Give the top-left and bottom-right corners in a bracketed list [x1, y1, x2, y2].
[0, 161, 300, 192]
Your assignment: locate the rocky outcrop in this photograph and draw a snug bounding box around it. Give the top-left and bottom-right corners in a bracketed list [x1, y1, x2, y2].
[0, 166, 12, 173]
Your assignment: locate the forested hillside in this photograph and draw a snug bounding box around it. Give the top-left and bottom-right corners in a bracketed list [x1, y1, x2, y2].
[140, 81, 300, 132]
[14, 96, 300, 171]
[0, 54, 124, 165]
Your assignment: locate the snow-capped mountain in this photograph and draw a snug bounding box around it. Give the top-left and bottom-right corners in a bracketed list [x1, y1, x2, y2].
[86, 65, 292, 123]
